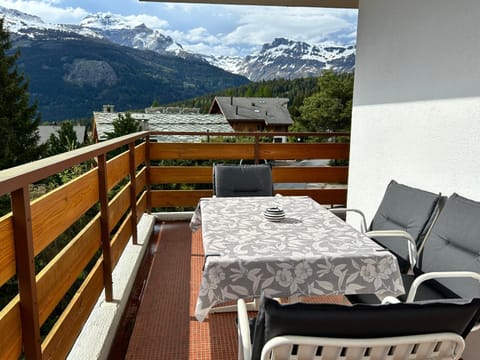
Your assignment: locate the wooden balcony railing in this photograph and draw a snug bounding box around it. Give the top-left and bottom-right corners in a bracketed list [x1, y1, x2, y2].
[0, 131, 349, 360]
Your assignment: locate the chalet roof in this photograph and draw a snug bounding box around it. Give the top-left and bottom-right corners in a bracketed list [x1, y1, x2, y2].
[93, 111, 233, 143]
[210, 96, 293, 126]
[38, 125, 87, 144]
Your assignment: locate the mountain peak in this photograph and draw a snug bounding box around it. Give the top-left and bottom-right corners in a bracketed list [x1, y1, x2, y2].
[234, 37, 355, 81]
[0, 5, 48, 32]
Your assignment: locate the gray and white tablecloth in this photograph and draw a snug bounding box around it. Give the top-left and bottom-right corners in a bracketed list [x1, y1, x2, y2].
[194, 196, 404, 321]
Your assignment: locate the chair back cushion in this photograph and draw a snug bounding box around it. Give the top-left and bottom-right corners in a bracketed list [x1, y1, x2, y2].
[251, 296, 480, 360]
[213, 164, 273, 197]
[370, 180, 441, 271]
[419, 193, 480, 298]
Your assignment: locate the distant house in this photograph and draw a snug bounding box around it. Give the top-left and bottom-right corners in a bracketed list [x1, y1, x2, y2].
[92, 105, 234, 143]
[38, 125, 87, 144]
[208, 96, 293, 132]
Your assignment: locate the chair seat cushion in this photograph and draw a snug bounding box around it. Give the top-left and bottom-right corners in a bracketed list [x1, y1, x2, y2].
[250, 295, 480, 360]
[347, 273, 459, 305]
[345, 292, 382, 304]
[400, 273, 461, 301]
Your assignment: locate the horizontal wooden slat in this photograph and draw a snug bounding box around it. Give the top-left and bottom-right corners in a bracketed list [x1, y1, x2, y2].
[0, 214, 15, 286]
[274, 188, 347, 205]
[150, 165, 348, 185]
[136, 167, 147, 194]
[36, 216, 101, 325]
[151, 189, 213, 208]
[41, 259, 104, 360]
[272, 166, 348, 184]
[106, 152, 129, 191]
[150, 143, 254, 160]
[111, 213, 133, 268]
[31, 169, 99, 256]
[137, 192, 148, 216]
[150, 166, 213, 184]
[135, 143, 146, 168]
[108, 184, 130, 233]
[259, 143, 349, 160]
[0, 297, 22, 360]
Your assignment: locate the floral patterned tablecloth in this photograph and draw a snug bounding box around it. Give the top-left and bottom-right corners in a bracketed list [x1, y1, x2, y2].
[194, 196, 404, 321]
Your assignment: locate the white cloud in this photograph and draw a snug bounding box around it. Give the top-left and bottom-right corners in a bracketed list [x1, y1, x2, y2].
[0, 0, 88, 23]
[223, 7, 357, 47]
[123, 14, 168, 29]
[165, 6, 357, 56]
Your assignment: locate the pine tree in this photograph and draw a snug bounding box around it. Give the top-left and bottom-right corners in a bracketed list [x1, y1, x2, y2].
[0, 18, 45, 170]
[46, 121, 81, 156]
[293, 71, 354, 133]
[105, 112, 142, 139]
[104, 112, 142, 158]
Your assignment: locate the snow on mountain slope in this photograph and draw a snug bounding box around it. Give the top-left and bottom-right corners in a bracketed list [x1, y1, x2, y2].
[1, 6, 355, 81]
[229, 38, 355, 81]
[80, 12, 185, 55]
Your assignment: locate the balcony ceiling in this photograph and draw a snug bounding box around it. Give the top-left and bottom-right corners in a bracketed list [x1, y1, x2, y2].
[139, 0, 358, 9]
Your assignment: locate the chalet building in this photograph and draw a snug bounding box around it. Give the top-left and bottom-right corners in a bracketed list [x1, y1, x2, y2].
[92, 106, 233, 143]
[38, 124, 87, 145]
[209, 96, 293, 132]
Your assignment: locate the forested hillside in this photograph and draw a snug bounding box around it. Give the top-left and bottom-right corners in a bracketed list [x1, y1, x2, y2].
[14, 35, 249, 121]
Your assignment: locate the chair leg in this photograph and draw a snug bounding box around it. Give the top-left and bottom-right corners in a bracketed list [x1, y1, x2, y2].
[210, 298, 259, 313]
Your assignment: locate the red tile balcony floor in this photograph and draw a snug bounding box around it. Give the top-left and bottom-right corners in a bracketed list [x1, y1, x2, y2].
[110, 220, 347, 360]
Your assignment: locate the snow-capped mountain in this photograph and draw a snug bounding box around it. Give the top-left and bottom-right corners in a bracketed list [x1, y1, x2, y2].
[1, 6, 355, 81]
[208, 38, 355, 81]
[79, 13, 185, 56]
[0, 6, 101, 39]
[1, 7, 184, 56]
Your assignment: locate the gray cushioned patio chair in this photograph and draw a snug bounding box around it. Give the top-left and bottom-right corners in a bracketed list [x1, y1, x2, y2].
[350, 193, 480, 305]
[237, 295, 480, 360]
[213, 163, 273, 197]
[190, 164, 273, 232]
[332, 180, 441, 273]
[403, 193, 480, 301]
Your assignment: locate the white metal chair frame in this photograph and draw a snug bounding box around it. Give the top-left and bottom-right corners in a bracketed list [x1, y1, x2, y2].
[237, 299, 465, 360]
[329, 208, 418, 271]
[381, 271, 480, 333]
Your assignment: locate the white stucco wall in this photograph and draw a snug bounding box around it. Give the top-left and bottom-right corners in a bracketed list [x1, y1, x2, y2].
[349, 2, 480, 356]
[348, 0, 480, 224]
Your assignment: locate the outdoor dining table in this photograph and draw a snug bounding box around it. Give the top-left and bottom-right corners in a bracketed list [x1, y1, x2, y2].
[193, 195, 405, 322]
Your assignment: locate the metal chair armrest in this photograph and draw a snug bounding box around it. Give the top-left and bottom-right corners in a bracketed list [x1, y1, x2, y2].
[365, 229, 418, 270]
[329, 208, 368, 232]
[407, 271, 480, 302]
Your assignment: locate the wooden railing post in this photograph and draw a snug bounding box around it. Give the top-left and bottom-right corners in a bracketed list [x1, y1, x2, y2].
[11, 186, 42, 360]
[129, 143, 138, 244]
[97, 154, 113, 301]
[146, 135, 152, 213]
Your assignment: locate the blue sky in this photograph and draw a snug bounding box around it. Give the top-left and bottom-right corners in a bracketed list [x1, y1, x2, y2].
[0, 0, 358, 56]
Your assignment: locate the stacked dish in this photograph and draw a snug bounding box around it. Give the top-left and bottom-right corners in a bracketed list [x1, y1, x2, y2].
[263, 207, 286, 222]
